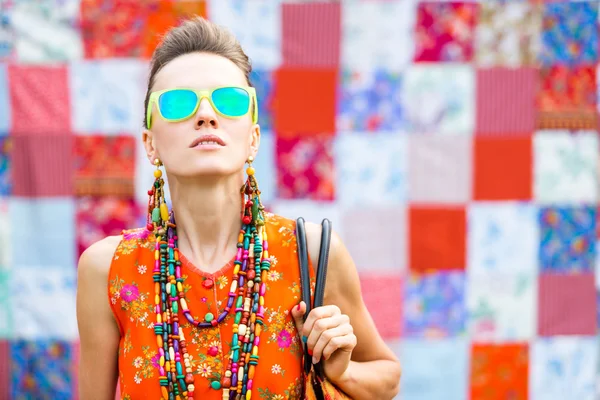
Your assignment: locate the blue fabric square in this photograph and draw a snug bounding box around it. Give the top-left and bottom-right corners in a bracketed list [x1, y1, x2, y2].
[540, 3, 599, 66]
[250, 69, 274, 132]
[539, 206, 596, 273]
[10, 339, 73, 400]
[10, 198, 76, 269]
[337, 69, 406, 132]
[0, 64, 10, 132]
[404, 272, 466, 338]
[401, 339, 468, 400]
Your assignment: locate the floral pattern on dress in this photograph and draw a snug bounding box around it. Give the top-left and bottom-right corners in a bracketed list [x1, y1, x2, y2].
[109, 214, 310, 399]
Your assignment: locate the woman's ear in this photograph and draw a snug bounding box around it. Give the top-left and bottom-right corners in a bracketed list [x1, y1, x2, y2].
[249, 123, 261, 159]
[142, 129, 159, 162]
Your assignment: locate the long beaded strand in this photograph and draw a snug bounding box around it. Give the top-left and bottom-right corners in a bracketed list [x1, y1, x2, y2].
[149, 158, 269, 400]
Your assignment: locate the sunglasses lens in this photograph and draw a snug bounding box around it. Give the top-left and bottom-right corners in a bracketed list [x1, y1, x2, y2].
[158, 89, 198, 121]
[212, 87, 251, 117]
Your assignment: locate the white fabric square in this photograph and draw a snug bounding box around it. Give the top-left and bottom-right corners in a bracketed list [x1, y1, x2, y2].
[12, 267, 78, 340]
[342, 0, 417, 71]
[403, 65, 475, 135]
[408, 134, 472, 203]
[534, 130, 598, 204]
[467, 272, 537, 342]
[468, 202, 539, 275]
[208, 0, 282, 69]
[335, 133, 408, 206]
[11, 0, 83, 63]
[70, 59, 148, 135]
[270, 199, 344, 239]
[530, 337, 598, 400]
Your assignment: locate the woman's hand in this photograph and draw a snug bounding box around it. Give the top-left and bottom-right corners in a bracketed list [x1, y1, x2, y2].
[291, 301, 357, 384]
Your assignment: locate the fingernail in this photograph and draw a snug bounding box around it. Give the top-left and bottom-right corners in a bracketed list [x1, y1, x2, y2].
[312, 356, 318, 364]
[302, 335, 308, 344]
[307, 348, 313, 356]
[296, 303, 301, 311]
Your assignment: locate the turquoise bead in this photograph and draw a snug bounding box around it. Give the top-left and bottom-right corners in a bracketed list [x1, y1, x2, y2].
[211, 380, 221, 390]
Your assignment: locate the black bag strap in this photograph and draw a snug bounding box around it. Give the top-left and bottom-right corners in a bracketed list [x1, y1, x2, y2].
[296, 217, 332, 377]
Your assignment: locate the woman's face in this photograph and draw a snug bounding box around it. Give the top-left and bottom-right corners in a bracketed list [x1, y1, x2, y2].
[143, 52, 260, 179]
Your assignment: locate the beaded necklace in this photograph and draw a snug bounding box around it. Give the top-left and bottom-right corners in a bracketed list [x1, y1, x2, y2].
[147, 158, 269, 400]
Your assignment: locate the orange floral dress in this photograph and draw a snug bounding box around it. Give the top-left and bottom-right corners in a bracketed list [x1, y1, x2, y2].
[108, 213, 315, 399]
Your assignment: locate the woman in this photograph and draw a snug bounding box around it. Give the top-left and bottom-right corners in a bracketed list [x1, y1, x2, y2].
[76, 17, 401, 400]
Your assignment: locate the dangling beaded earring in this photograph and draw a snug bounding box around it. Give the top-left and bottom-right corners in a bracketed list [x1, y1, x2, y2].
[242, 156, 266, 227]
[147, 158, 169, 233]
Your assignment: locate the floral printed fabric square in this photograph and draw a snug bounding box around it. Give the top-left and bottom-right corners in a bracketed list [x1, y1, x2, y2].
[337, 69, 406, 133]
[11, 268, 78, 340]
[0, 7, 15, 61]
[275, 135, 335, 201]
[75, 197, 140, 258]
[69, 60, 147, 135]
[539, 206, 596, 272]
[10, 340, 73, 400]
[74, 136, 136, 197]
[404, 272, 466, 338]
[470, 343, 529, 399]
[209, 0, 280, 69]
[467, 273, 537, 342]
[534, 131, 598, 204]
[468, 203, 539, 275]
[80, 0, 148, 58]
[540, 2, 598, 67]
[250, 69, 275, 132]
[538, 273, 596, 336]
[335, 133, 407, 206]
[9, 0, 83, 63]
[341, 0, 417, 71]
[537, 66, 597, 129]
[414, 2, 478, 63]
[530, 337, 598, 400]
[0, 136, 10, 196]
[10, 198, 76, 269]
[360, 274, 402, 339]
[475, 2, 541, 67]
[0, 270, 12, 339]
[408, 135, 472, 203]
[401, 339, 468, 400]
[403, 65, 474, 134]
[8, 65, 71, 135]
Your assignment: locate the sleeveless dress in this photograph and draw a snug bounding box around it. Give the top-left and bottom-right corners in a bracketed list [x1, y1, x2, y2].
[108, 213, 315, 400]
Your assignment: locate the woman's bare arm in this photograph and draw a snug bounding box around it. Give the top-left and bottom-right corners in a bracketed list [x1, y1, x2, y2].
[305, 222, 401, 400]
[76, 236, 122, 400]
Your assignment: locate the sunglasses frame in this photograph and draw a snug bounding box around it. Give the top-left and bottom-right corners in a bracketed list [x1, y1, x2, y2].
[146, 86, 258, 129]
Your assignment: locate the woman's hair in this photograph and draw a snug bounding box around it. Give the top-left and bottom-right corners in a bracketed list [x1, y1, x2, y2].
[143, 16, 253, 128]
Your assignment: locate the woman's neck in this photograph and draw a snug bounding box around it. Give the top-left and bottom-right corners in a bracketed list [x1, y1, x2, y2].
[167, 173, 244, 273]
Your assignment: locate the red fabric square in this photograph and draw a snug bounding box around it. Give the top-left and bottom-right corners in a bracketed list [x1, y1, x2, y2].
[409, 207, 466, 272]
[11, 135, 74, 197]
[0, 341, 8, 400]
[359, 274, 402, 340]
[537, 65, 597, 129]
[282, 2, 341, 67]
[74, 136, 136, 197]
[470, 343, 529, 400]
[275, 135, 335, 201]
[80, 0, 149, 58]
[473, 137, 533, 200]
[8, 65, 70, 135]
[476, 68, 537, 134]
[538, 272, 596, 336]
[273, 68, 337, 136]
[414, 2, 479, 62]
[76, 197, 140, 259]
[143, 1, 207, 58]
